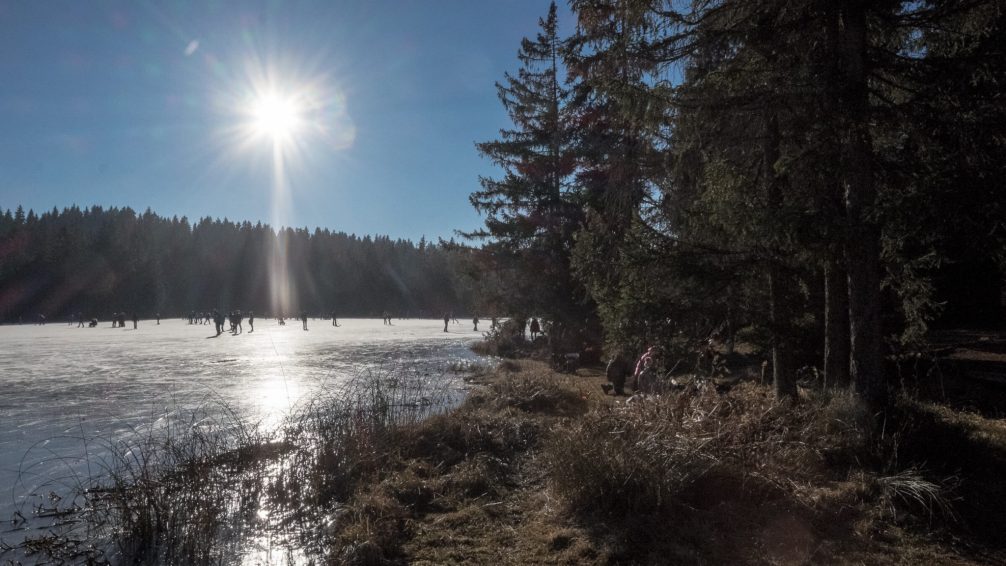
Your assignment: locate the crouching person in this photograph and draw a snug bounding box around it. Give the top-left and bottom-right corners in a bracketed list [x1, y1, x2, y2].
[632, 346, 661, 394]
[602, 350, 630, 396]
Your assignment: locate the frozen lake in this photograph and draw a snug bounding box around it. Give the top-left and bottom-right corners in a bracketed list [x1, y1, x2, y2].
[0, 317, 484, 540]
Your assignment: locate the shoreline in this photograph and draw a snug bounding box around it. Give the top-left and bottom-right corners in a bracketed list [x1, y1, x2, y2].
[318, 358, 1006, 565]
[13, 354, 1006, 564]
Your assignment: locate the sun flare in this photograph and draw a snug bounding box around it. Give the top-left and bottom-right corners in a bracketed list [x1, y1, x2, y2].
[249, 94, 302, 141]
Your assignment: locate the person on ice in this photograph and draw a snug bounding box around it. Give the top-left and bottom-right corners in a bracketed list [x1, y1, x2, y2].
[473, 313, 479, 332]
[301, 311, 308, 330]
[213, 309, 224, 336]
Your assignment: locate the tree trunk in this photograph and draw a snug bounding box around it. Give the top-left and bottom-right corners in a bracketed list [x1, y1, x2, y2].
[769, 267, 796, 398]
[824, 259, 850, 388]
[764, 112, 797, 399]
[841, 3, 886, 408]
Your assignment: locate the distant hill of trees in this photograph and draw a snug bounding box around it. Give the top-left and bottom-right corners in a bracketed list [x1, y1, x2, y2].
[0, 205, 474, 322]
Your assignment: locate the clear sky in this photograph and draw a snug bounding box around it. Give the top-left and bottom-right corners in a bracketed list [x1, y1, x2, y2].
[0, 0, 572, 242]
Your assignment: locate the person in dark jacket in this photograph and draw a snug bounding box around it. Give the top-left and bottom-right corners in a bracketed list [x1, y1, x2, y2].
[602, 351, 630, 396]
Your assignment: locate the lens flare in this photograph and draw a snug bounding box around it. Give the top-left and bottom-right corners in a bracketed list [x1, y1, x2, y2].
[249, 93, 302, 141]
[207, 51, 357, 316]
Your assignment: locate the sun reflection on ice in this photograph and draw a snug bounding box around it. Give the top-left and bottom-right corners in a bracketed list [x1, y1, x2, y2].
[249, 374, 300, 432]
[240, 461, 310, 566]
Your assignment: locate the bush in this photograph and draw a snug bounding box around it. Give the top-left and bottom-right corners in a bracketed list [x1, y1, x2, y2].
[543, 384, 866, 517]
[471, 319, 528, 358]
[468, 373, 588, 416]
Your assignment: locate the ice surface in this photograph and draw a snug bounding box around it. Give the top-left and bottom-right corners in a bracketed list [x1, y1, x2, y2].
[0, 317, 484, 539]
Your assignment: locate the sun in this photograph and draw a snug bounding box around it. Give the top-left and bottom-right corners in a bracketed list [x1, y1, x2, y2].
[249, 93, 302, 141]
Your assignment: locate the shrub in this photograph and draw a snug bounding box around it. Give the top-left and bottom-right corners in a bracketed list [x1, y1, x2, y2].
[468, 373, 588, 416]
[543, 384, 866, 517]
[471, 319, 527, 358]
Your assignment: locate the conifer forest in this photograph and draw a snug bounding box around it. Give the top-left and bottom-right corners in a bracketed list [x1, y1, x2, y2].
[0, 205, 473, 321]
[468, 0, 1005, 406]
[3, 1, 1006, 563]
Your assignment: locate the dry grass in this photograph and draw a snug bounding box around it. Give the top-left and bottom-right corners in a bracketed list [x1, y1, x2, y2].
[401, 363, 1001, 565]
[32, 358, 1006, 565]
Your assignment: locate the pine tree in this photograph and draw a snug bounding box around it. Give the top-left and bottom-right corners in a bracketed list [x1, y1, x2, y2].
[468, 2, 585, 326]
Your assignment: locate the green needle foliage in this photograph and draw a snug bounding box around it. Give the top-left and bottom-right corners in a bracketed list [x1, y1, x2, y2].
[473, 0, 1006, 407]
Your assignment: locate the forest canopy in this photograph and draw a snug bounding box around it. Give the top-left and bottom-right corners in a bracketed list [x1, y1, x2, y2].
[468, 0, 1006, 405]
[0, 205, 474, 321]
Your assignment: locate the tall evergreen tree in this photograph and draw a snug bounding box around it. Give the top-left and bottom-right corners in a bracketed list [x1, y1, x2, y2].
[561, 0, 1006, 406]
[468, 2, 587, 330]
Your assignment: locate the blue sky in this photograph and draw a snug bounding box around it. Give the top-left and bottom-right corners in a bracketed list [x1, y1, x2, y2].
[0, 0, 573, 242]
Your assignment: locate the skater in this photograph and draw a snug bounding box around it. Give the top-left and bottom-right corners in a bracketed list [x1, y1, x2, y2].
[529, 318, 541, 340]
[473, 313, 479, 332]
[248, 311, 254, 333]
[155, 312, 160, 325]
[131, 312, 138, 329]
[443, 312, 450, 333]
[301, 311, 308, 330]
[213, 309, 224, 336]
[331, 310, 339, 327]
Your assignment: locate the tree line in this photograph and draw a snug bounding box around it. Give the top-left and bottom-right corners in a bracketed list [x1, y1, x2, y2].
[469, 1, 1006, 407]
[0, 205, 474, 322]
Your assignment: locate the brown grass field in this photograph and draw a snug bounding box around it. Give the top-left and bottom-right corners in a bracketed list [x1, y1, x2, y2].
[323, 358, 1006, 565]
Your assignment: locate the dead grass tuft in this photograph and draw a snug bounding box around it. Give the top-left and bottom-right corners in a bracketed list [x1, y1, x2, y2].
[544, 383, 867, 517]
[467, 372, 588, 416]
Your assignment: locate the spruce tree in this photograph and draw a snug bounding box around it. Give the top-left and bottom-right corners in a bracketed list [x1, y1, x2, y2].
[468, 2, 585, 328]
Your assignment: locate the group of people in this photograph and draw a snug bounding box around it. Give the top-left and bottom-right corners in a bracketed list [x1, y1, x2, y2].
[202, 309, 257, 336]
[110, 312, 139, 329]
[509, 317, 542, 339]
[229, 310, 253, 334]
[39, 311, 517, 334]
[436, 313, 543, 337]
[602, 346, 661, 396]
[441, 311, 486, 332]
[71, 312, 162, 328]
[187, 311, 215, 325]
[71, 312, 98, 328]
